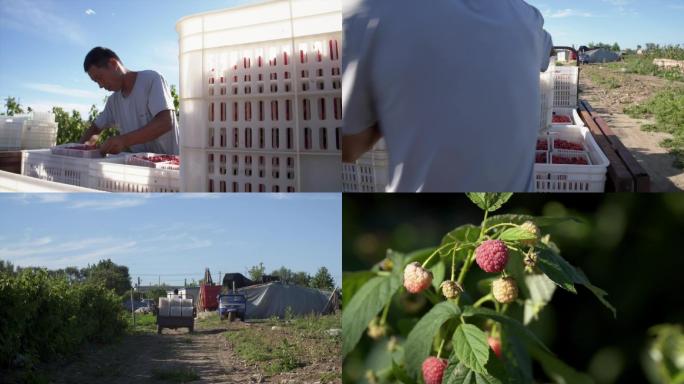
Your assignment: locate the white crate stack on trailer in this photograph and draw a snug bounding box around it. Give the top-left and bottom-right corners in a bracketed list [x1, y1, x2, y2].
[176, 0, 342, 192]
[0, 112, 58, 151]
[0, 119, 23, 150]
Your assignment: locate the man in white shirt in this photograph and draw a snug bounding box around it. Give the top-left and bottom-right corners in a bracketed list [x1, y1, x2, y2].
[342, 0, 553, 192]
[80, 47, 179, 155]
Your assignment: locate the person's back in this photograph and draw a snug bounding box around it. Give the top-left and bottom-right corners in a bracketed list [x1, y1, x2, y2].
[343, 0, 553, 191]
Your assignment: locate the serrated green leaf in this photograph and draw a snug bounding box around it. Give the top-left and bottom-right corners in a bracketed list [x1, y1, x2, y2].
[501, 327, 533, 384]
[430, 261, 446, 291]
[485, 214, 580, 229]
[462, 306, 551, 353]
[536, 246, 577, 293]
[342, 271, 376, 308]
[574, 268, 617, 318]
[440, 224, 480, 258]
[404, 301, 461, 379]
[466, 193, 513, 213]
[498, 227, 538, 243]
[523, 274, 557, 325]
[453, 324, 490, 374]
[342, 274, 401, 356]
[443, 359, 504, 384]
[529, 342, 595, 384]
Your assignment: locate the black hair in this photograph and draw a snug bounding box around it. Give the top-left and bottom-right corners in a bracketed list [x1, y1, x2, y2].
[83, 47, 121, 72]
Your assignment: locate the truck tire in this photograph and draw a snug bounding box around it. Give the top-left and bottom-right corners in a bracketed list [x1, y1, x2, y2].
[228, 312, 235, 322]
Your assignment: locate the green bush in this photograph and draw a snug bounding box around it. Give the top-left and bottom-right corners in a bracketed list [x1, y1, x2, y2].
[0, 269, 127, 368]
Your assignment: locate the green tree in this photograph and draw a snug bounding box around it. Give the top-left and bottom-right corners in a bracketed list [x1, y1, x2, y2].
[310, 267, 334, 291]
[4, 97, 24, 116]
[271, 266, 294, 284]
[170, 84, 180, 118]
[146, 285, 170, 300]
[248, 262, 266, 281]
[82, 259, 131, 296]
[292, 271, 311, 287]
[0, 260, 15, 275]
[611, 42, 621, 52]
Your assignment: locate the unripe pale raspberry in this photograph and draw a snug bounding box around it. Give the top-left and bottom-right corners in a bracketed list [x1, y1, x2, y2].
[488, 336, 502, 359]
[524, 251, 539, 273]
[492, 276, 518, 304]
[440, 280, 463, 299]
[475, 240, 509, 273]
[403, 262, 433, 293]
[422, 356, 448, 384]
[367, 318, 387, 340]
[520, 221, 540, 246]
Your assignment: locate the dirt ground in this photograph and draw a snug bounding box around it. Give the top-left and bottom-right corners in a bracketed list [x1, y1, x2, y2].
[32, 319, 341, 384]
[578, 64, 684, 191]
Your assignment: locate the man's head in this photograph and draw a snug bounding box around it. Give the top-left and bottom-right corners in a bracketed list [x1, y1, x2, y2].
[84, 47, 125, 92]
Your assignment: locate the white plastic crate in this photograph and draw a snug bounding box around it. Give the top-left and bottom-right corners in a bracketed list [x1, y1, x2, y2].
[176, 0, 342, 192]
[126, 153, 180, 170]
[553, 66, 579, 108]
[22, 120, 57, 149]
[552, 107, 584, 127]
[535, 126, 609, 192]
[0, 120, 23, 150]
[540, 63, 555, 130]
[50, 143, 102, 158]
[21, 149, 119, 187]
[341, 140, 388, 192]
[89, 157, 180, 192]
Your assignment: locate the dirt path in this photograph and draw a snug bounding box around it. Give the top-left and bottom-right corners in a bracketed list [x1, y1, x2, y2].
[578, 65, 684, 191]
[38, 320, 338, 384]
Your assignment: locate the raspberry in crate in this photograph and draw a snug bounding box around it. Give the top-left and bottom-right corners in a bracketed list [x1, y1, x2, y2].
[536, 138, 548, 151]
[535, 151, 547, 164]
[126, 153, 180, 170]
[552, 154, 589, 165]
[553, 139, 584, 151]
[552, 114, 572, 123]
[50, 143, 102, 158]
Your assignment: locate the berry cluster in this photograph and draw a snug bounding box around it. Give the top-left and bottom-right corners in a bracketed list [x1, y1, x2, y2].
[66, 144, 98, 151]
[535, 152, 547, 164]
[137, 155, 180, 165]
[552, 155, 589, 165]
[553, 139, 584, 151]
[552, 114, 572, 123]
[536, 138, 548, 150]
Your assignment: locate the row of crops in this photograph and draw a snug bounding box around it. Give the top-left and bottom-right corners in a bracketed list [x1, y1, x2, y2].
[0, 268, 127, 369]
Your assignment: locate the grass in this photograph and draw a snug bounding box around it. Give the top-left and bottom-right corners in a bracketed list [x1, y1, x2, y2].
[589, 72, 622, 89]
[225, 313, 340, 376]
[151, 367, 200, 382]
[126, 313, 157, 334]
[603, 56, 684, 82]
[624, 87, 684, 168]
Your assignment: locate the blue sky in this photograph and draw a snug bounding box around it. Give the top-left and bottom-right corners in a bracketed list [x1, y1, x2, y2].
[0, 193, 342, 287]
[0, 0, 683, 117]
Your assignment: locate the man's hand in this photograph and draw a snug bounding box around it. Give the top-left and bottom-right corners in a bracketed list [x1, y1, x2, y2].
[80, 123, 102, 145]
[99, 136, 127, 155]
[342, 124, 383, 163]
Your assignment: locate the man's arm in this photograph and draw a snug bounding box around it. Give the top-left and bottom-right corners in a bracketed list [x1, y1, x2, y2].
[342, 123, 382, 163]
[80, 123, 103, 145]
[99, 110, 173, 155]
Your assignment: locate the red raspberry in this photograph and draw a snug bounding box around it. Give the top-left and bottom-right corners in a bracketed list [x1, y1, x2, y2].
[475, 240, 509, 273]
[422, 356, 447, 384]
[403, 262, 433, 294]
[488, 336, 502, 358]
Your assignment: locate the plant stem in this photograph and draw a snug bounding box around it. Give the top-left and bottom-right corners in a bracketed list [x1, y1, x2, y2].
[379, 300, 391, 325]
[484, 222, 517, 233]
[455, 210, 490, 305]
[421, 242, 454, 268]
[450, 249, 456, 281]
[473, 293, 493, 308]
[436, 339, 446, 359]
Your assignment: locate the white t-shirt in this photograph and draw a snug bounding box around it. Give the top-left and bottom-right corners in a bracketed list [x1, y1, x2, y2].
[343, 0, 553, 192]
[95, 70, 179, 155]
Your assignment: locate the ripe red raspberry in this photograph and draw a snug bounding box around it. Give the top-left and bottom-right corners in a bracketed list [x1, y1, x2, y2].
[519, 221, 540, 246]
[488, 336, 502, 358]
[403, 262, 433, 294]
[440, 280, 463, 299]
[422, 356, 447, 384]
[475, 240, 509, 273]
[492, 277, 518, 304]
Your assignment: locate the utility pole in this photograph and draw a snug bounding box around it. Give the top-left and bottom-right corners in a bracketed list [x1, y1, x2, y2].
[131, 286, 135, 327]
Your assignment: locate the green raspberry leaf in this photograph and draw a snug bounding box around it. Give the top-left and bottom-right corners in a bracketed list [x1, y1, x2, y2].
[341, 271, 376, 308]
[391, 359, 413, 384]
[498, 227, 538, 243]
[342, 273, 401, 357]
[439, 224, 480, 257]
[485, 214, 580, 228]
[404, 301, 461, 379]
[443, 358, 505, 384]
[536, 246, 578, 293]
[453, 323, 490, 374]
[462, 306, 551, 353]
[501, 328, 534, 384]
[528, 342, 595, 384]
[523, 274, 557, 325]
[466, 193, 513, 213]
[430, 260, 446, 291]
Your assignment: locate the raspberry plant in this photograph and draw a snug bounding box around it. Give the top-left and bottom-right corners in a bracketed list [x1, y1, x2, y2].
[343, 193, 616, 384]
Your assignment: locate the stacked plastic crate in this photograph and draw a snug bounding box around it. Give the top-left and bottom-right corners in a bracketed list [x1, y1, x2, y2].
[342, 140, 388, 192]
[176, 0, 342, 192]
[0, 112, 58, 151]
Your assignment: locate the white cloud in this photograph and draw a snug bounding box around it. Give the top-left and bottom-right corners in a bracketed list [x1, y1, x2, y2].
[545, 8, 594, 18]
[68, 198, 148, 210]
[85, 9, 95, 16]
[23, 100, 102, 116]
[25, 83, 102, 99]
[0, 0, 87, 45]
